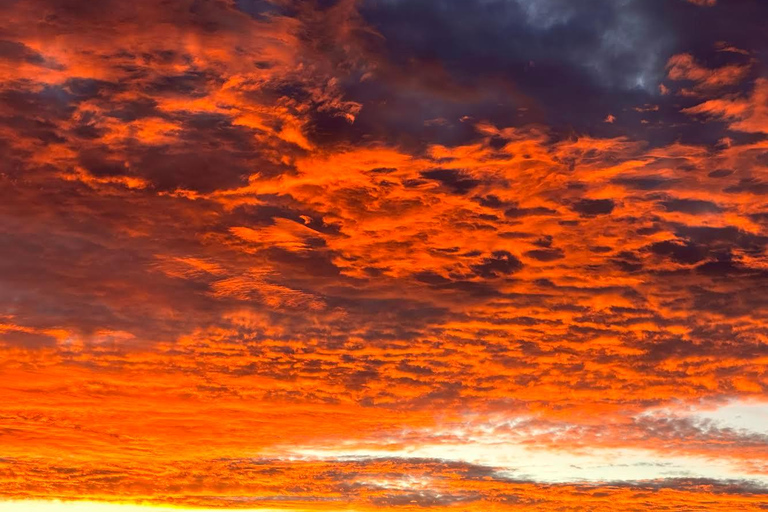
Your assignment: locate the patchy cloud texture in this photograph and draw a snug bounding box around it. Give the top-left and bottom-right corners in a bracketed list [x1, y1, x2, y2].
[0, 0, 767, 510]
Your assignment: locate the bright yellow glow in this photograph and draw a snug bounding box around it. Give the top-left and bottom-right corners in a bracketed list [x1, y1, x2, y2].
[0, 501, 315, 512]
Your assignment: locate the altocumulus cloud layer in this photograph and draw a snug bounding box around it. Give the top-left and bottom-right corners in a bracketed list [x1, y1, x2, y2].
[1, 0, 768, 510]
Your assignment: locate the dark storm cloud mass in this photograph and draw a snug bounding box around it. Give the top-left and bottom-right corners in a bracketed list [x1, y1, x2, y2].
[352, 0, 651, 141]
[360, 0, 670, 89]
[1, 0, 768, 510]
[331, 0, 768, 149]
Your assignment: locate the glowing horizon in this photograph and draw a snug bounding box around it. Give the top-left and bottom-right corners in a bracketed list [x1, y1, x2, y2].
[0, 501, 315, 512]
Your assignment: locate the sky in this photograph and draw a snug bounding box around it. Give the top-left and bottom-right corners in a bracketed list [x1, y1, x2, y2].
[0, 0, 767, 510]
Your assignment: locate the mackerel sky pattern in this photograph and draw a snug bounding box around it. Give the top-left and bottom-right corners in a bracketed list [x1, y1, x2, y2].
[1, 0, 768, 510]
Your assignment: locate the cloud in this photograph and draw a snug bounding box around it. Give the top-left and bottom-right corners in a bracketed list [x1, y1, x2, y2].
[572, 198, 616, 216]
[682, 78, 768, 134]
[666, 52, 750, 91]
[0, 0, 767, 509]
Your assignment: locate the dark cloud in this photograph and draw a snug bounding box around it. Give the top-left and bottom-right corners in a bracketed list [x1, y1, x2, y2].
[724, 178, 768, 195]
[674, 225, 768, 255]
[421, 168, 481, 194]
[504, 204, 558, 218]
[661, 198, 723, 214]
[470, 251, 523, 278]
[0, 330, 57, 349]
[614, 176, 680, 190]
[0, 40, 49, 66]
[649, 240, 708, 264]
[572, 198, 615, 216]
[525, 248, 565, 262]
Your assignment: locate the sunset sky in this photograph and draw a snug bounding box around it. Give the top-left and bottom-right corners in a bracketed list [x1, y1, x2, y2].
[1, 0, 768, 510]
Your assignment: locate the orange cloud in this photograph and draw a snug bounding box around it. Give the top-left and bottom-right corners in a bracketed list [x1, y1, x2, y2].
[682, 78, 768, 134]
[666, 53, 750, 92]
